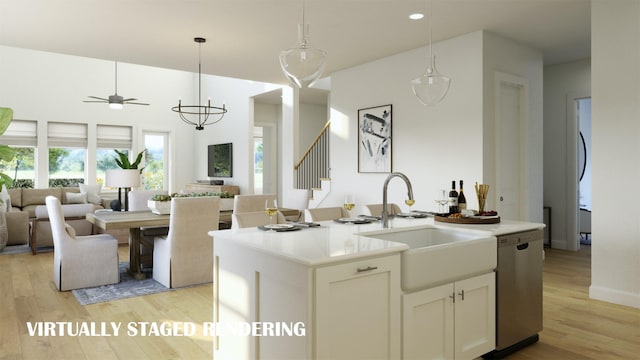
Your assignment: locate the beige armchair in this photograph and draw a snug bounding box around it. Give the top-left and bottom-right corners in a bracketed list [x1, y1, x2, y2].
[232, 211, 286, 229]
[153, 197, 220, 288]
[364, 203, 402, 217]
[45, 196, 119, 291]
[305, 207, 350, 222]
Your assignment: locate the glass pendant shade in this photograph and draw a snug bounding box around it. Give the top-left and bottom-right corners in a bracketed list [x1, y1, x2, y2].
[280, 24, 327, 87]
[411, 56, 451, 106]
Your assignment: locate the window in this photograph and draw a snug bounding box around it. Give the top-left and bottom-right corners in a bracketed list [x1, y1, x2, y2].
[97, 124, 133, 186]
[48, 122, 87, 186]
[0, 120, 37, 188]
[143, 132, 168, 190]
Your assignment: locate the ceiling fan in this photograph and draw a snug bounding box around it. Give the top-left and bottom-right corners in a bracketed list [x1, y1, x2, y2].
[84, 61, 149, 109]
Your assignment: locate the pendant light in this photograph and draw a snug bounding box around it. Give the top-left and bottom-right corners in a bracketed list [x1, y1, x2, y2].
[172, 37, 227, 130]
[411, 0, 451, 106]
[279, 0, 327, 88]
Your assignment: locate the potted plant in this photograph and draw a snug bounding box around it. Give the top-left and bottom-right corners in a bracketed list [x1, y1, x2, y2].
[105, 149, 146, 211]
[148, 194, 172, 215]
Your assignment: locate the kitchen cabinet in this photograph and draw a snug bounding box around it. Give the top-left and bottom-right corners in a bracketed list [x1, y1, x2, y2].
[403, 272, 495, 360]
[316, 255, 401, 359]
[213, 233, 403, 360]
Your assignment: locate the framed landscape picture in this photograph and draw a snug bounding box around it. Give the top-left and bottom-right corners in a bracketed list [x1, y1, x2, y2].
[358, 104, 392, 173]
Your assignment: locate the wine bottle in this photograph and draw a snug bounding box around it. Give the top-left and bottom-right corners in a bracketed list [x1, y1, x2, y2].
[448, 180, 459, 214]
[458, 180, 467, 212]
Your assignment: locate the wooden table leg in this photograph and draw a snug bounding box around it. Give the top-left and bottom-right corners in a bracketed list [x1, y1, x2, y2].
[128, 227, 146, 280]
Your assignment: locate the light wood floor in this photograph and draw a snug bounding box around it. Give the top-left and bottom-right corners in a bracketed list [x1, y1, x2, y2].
[1, 244, 639, 359]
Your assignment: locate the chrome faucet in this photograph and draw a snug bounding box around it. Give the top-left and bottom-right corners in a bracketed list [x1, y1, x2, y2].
[382, 172, 414, 228]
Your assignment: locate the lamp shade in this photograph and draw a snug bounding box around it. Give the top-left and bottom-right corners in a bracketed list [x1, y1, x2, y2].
[105, 169, 140, 188]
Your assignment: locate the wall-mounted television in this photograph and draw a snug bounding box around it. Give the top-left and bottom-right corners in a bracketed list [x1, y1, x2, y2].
[208, 143, 233, 178]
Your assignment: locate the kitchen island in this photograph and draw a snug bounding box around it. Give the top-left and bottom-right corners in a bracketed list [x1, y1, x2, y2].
[209, 216, 544, 360]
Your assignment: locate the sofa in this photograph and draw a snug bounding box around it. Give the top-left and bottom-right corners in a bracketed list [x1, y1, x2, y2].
[4, 186, 123, 254]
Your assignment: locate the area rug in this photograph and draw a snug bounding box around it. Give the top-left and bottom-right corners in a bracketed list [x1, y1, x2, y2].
[72, 262, 172, 305]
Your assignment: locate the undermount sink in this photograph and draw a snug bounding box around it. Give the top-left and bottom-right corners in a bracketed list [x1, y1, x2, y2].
[359, 226, 497, 291]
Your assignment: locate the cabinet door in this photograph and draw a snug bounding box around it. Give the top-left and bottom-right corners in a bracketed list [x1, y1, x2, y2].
[315, 255, 401, 360]
[403, 283, 455, 360]
[454, 272, 496, 359]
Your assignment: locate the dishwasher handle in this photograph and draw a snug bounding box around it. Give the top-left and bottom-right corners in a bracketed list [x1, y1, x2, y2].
[516, 243, 529, 251]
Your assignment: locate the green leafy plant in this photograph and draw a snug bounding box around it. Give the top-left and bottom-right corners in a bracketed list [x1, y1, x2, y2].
[152, 192, 234, 202]
[150, 194, 172, 202]
[0, 107, 16, 189]
[114, 149, 146, 173]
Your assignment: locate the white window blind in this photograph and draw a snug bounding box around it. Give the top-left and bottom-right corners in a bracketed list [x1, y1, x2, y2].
[48, 122, 87, 147]
[0, 119, 37, 146]
[97, 124, 132, 149]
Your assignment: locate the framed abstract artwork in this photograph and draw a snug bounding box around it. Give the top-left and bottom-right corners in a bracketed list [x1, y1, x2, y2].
[358, 104, 392, 173]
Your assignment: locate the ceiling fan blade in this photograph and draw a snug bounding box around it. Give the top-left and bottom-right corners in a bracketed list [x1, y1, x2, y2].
[124, 102, 150, 106]
[121, 98, 138, 102]
[87, 96, 109, 101]
[83, 100, 108, 103]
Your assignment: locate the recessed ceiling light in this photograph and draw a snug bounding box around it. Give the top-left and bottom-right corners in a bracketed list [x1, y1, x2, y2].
[409, 13, 424, 20]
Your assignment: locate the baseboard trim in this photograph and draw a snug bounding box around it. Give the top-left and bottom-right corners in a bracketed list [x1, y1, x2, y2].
[589, 285, 640, 309]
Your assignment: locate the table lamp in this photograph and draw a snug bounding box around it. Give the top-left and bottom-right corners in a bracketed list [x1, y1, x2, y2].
[105, 169, 140, 211]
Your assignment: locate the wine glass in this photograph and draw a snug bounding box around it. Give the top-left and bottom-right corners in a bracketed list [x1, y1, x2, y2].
[434, 189, 447, 214]
[265, 199, 278, 229]
[405, 198, 416, 217]
[344, 194, 355, 217]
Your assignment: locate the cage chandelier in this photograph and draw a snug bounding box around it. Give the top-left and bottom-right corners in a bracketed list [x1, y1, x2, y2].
[172, 37, 227, 130]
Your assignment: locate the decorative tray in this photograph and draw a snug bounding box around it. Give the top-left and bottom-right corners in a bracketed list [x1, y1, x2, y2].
[434, 215, 500, 224]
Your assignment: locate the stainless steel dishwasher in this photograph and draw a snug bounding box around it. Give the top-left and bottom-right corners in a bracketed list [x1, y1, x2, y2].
[484, 229, 544, 358]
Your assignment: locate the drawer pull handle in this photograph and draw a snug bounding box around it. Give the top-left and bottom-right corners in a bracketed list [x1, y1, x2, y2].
[357, 266, 378, 273]
[458, 290, 465, 301]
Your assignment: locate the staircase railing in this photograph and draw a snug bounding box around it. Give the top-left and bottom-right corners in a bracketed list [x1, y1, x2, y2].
[295, 121, 330, 190]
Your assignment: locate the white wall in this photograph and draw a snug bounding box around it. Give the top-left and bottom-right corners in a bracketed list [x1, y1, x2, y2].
[0, 45, 280, 194]
[192, 76, 281, 194]
[590, 0, 640, 308]
[298, 102, 328, 159]
[328, 30, 542, 220]
[543, 58, 591, 249]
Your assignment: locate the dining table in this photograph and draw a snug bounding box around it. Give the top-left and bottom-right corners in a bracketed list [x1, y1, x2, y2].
[86, 208, 301, 279]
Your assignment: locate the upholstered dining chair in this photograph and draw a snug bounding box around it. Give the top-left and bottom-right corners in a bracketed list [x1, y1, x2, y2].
[232, 211, 287, 229]
[45, 196, 119, 291]
[153, 196, 220, 288]
[233, 194, 276, 214]
[304, 206, 350, 222]
[364, 203, 402, 217]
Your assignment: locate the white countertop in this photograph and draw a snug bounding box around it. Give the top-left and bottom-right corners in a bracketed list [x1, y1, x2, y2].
[208, 216, 545, 267]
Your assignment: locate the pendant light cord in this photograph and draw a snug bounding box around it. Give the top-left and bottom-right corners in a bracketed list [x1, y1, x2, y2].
[428, 0, 434, 68]
[114, 61, 119, 95]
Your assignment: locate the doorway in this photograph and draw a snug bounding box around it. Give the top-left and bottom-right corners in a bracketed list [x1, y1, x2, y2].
[253, 125, 277, 195]
[577, 98, 592, 246]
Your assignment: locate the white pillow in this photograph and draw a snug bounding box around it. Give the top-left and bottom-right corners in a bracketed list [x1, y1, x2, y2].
[66, 192, 88, 204]
[79, 184, 102, 204]
[0, 185, 10, 213]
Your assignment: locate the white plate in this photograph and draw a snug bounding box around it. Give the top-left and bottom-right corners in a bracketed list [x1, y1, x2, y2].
[263, 223, 295, 229]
